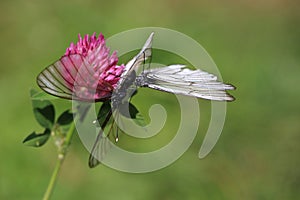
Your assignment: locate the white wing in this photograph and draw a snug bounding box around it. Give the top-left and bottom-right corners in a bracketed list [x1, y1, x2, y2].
[116, 32, 154, 89]
[112, 32, 154, 105]
[124, 32, 154, 73]
[137, 65, 235, 101]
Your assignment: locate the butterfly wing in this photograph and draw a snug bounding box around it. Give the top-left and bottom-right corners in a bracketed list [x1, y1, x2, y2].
[88, 107, 126, 168]
[89, 33, 155, 168]
[88, 125, 114, 168]
[115, 32, 154, 90]
[37, 56, 76, 100]
[137, 65, 235, 101]
[37, 54, 113, 101]
[125, 32, 154, 73]
[112, 32, 154, 108]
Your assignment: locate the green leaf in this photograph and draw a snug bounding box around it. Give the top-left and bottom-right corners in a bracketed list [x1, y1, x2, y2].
[23, 129, 51, 147]
[30, 89, 55, 129]
[31, 90, 58, 100]
[133, 113, 147, 127]
[119, 102, 139, 119]
[33, 105, 55, 129]
[128, 102, 139, 118]
[97, 101, 111, 127]
[57, 110, 74, 125]
[119, 102, 146, 126]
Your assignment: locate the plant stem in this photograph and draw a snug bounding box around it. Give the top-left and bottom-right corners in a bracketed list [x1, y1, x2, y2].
[42, 122, 75, 200]
[42, 156, 63, 200]
[65, 122, 76, 146]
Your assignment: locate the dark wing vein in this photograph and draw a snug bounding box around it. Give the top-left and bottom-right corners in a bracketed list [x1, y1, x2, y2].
[37, 54, 114, 101]
[139, 65, 235, 101]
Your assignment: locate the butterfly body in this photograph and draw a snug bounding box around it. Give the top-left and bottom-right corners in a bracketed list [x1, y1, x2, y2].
[112, 71, 137, 109]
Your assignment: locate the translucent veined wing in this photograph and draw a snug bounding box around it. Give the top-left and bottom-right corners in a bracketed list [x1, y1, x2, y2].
[136, 65, 235, 101]
[89, 103, 126, 168]
[115, 32, 154, 92]
[37, 54, 113, 102]
[88, 131, 111, 168]
[89, 33, 155, 168]
[88, 102, 113, 167]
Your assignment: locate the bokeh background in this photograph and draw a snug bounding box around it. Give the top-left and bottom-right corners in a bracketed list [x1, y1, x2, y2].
[1, 0, 299, 199]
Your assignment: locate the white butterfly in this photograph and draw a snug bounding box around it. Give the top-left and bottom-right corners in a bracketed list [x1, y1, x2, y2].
[36, 32, 235, 167]
[133, 33, 235, 102]
[37, 32, 234, 103]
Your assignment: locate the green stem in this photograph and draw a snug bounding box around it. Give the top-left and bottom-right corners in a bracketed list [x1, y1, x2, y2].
[42, 122, 75, 200]
[42, 156, 63, 200]
[65, 122, 76, 146]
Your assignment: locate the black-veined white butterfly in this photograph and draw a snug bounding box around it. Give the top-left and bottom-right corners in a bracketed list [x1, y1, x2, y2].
[36, 32, 235, 167]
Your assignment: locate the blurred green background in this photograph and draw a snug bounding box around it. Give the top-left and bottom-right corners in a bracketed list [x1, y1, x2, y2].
[1, 0, 299, 199]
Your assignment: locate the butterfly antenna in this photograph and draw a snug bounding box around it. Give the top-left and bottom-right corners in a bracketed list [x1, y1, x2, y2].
[148, 48, 152, 71]
[142, 51, 146, 74]
[115, 111, 119, 142]
[115, 127, 119, 142]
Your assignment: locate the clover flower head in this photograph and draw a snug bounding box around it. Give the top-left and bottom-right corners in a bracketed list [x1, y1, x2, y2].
[60, 33, 125, 100]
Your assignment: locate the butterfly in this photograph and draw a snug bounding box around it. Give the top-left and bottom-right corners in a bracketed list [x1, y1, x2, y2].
[36, 32, 235, 167]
